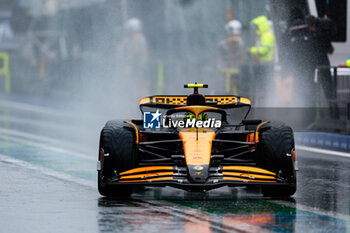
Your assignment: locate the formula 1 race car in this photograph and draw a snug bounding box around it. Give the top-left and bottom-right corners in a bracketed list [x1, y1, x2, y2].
[97, 84, 296, 197]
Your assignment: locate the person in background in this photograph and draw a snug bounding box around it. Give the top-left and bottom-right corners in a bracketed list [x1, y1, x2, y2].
[249, 16, 275, 63]
[249, 15, 275, 105]
[118, 18, 149, 97]
[275, 7, 308, 105]
[306, 15, 334, 65]
[305, 15, 338, 117]
[217, 19, 244, 95]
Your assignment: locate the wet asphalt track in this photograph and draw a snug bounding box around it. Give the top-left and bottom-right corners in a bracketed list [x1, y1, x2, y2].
[0, 97, 350, 233]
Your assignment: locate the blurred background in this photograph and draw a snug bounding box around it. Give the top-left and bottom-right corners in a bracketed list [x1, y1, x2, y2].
[0, 0, 349, 132]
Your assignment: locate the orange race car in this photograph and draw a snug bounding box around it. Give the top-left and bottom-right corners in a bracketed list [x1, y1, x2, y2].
[97, 84, 296, 197]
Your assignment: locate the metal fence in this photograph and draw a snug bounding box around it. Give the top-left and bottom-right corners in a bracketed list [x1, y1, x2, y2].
[315, 66, 350, 107]
[333, 67, 350, 107]
[315, 66, 350, 133]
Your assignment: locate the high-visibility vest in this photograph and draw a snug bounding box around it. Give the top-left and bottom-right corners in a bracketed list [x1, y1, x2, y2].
[250, 16, 275, 62]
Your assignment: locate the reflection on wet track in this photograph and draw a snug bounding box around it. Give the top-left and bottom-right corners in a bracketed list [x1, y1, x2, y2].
[0, 99, 350, 233]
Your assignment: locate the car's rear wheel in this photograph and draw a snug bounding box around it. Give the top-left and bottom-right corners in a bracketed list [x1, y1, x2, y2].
[257, 122, 296, 197]
[98, 120, 136, 197]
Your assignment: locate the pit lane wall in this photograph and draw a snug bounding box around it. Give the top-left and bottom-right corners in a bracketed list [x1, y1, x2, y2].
[295, 132, 350, 152]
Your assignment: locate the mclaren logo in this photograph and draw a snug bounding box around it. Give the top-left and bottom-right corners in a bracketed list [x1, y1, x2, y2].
[193, 166, 204, 171]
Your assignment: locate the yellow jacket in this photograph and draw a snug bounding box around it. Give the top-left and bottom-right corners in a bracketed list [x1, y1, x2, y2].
[250, 16, 275, 62]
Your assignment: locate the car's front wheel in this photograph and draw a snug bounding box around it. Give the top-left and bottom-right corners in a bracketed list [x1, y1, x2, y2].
[256, 122, 296, 197]
[98, 120, 136, 197]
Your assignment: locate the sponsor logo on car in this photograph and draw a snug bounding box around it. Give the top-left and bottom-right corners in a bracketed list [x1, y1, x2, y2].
[193, 166, 204, 171]
[143, 109, 221, 129]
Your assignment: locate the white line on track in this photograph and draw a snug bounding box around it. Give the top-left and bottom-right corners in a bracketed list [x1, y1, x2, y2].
[0, 153, 96, 189]
[296, 145, 350, 158]
[0, 99, 104, 121]
[0, 114, 78, 131]
[0, 133, 95, 161]
[0, 127, 93, 156]
[0, 99, 76, 117]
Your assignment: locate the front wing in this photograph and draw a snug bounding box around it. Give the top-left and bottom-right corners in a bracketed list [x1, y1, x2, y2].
[102, 165, 293, 191]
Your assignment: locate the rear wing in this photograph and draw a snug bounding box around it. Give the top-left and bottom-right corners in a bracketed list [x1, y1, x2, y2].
[139, 95, 251, 109]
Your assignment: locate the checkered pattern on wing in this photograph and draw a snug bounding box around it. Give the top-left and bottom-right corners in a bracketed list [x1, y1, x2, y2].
[153, 97, 187, 105]
[205, 97, 238, 105]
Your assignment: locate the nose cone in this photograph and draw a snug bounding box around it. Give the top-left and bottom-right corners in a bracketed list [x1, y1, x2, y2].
[179, 128, 215, 183]
[187, 165, 209, 183]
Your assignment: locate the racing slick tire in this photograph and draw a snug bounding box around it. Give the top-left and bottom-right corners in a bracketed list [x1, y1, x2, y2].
[257, 122, 296, 197]
[98, 120, 136, 197]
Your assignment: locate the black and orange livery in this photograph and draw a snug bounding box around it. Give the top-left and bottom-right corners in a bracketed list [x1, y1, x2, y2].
[98, 84, 296, 197]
